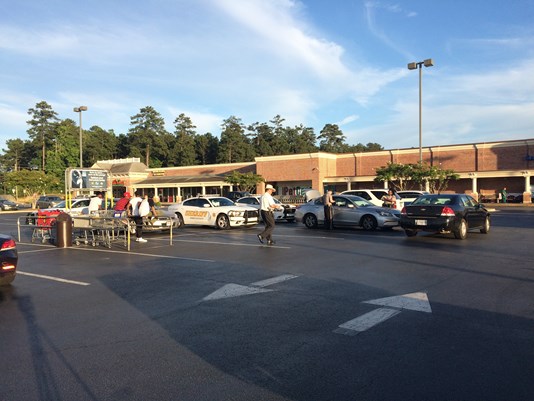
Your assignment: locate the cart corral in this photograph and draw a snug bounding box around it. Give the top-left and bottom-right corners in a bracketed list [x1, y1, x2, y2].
[18, 211, 176, 251]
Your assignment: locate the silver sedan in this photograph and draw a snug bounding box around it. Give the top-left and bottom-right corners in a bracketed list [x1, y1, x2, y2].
[295, 194, 400, 231]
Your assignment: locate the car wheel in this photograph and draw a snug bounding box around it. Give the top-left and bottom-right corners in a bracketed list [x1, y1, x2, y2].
[480, 216, 490, 234]
[361, 215, 378, 231]
[454, 218, 468, 239]
[175, 213, 184, 228]
[303, 213, 318, 228]
[404, 229, 418, 237]
[216, 214, 230, 230]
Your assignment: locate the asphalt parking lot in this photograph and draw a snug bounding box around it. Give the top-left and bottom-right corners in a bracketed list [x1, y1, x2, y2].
[1, 208, 533, 401]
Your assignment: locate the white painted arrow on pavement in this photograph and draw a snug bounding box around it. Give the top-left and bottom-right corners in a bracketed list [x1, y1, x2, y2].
[202, 274, 298, 301]
[334, 292, 432, 336]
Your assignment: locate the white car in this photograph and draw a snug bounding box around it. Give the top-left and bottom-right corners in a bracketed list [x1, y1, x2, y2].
[340, 189, 403, 211]
[235, 195, 296, 222]
[168, 196, 259, 229]
[26, 198, 93, 224]
[396, 190, 430, 206]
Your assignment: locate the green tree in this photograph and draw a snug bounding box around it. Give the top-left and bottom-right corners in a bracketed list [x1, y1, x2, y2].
[217, 116, 254, 163]
[128, 106, 169, 167]
[285, 124, 317, 154]
[374, 163, 416, 191]
[425, 165, 460, 193]
[225, 171, 264, 193]
[348, 142, 384, 152]
[318, 124, 348, 153]
[247, 122, 275, 157]
[4, 170, 62, 204]
[26, 101, 59, 171]
[47, 119, 80, 175]
[1, 138, 26, 171]
[374, 162, 459, 193]
[195, 133, 219, 165]
[270, 115, 289, 155]
[172, 113, 197, 166]
[84, 126, 119, 166]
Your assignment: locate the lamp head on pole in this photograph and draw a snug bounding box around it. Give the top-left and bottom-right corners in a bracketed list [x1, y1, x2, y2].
[73, 106, 88, 112]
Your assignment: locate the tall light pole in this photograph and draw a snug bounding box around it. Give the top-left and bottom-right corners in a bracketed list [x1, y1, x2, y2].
[407, 59, 433, 164]
[73, 106, 88, 167]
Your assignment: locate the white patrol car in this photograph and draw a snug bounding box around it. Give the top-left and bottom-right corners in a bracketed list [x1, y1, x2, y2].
[235, 195, 296, 222]
[168, 195, 259, 229]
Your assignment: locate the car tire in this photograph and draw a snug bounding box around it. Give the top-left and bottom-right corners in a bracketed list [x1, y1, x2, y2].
[361, 215, 378, 231]
[404, 229, 418, 237]
[303, 213, 318, 229]
[480, 216, 490, 234]
[175, 213, 184, 228]
[454, 218, 468, 239]
[216, 214, 230, 230]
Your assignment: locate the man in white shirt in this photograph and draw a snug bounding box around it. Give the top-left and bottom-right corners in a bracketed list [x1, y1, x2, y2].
[88, 192, 103, 215]
[323, 190, 334, 230]
[129, 191, 147, 243]
[257, 184, 281, 246]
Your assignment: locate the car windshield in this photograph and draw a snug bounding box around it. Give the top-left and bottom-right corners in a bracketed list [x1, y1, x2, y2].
[412, 195, 454, 206]
[341, 195, 374, 207]
[208, 197, 235, 207]
[53, 201, 67, 208]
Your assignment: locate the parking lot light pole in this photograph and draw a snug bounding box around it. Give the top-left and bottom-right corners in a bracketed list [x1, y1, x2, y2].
[73, 106, 88, 168]
[407, 59, 433, 164]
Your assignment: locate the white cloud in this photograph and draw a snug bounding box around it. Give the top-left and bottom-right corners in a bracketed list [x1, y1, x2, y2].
[167, 107, 224, 135]
[337, 115, 360, 126]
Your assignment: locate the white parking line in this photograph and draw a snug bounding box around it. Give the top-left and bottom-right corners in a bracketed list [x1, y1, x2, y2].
[172, 238, 291, 249]
[72, 247, 215, 262]
[18, 247, 64, 254]
[17, 271, 90, 286]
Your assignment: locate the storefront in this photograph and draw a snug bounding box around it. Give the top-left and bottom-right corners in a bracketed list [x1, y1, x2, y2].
[94, 139, 534, 204]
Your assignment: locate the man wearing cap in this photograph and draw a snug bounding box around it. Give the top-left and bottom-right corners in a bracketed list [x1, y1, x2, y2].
[258, 184, 281, 246]
[114, 192, 132, 214]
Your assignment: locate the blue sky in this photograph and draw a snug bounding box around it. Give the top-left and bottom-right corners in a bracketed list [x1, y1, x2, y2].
[1, 0, 533, 153]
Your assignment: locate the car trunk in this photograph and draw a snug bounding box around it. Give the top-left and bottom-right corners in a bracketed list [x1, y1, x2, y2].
[404, 205, 448, 218]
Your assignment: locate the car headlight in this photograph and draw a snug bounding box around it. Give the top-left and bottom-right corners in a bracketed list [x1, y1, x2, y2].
[228, 210, 245, 217]
[378, 211, 394, 217]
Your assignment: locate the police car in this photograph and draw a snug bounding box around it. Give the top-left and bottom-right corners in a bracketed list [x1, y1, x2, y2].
[168, 195, 259, 229]
[235, 195, 296, 222]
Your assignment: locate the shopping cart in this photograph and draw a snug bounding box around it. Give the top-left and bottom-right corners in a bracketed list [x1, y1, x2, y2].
[32, 209, 60, 243]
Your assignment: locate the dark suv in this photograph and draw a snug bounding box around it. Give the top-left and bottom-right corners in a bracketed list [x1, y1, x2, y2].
[36, 195, 63, 209]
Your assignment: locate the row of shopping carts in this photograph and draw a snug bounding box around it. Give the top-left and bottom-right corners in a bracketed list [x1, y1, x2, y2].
[28, 209, 133, 247]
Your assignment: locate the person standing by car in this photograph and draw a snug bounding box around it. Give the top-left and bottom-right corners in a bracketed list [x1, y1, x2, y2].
[129, 191, 147, 243]
[88, 192, 103, 215]
[323, 190, 334, 230]
[381, 189, 397, 208]
[148, 193, 158, 223]
[257, 184, 280, 246]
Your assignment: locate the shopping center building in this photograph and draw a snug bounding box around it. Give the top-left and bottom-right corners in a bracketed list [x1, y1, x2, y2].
[93, 138, 534, 203]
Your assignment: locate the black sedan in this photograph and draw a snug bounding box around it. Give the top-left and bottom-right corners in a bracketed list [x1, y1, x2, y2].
[400, 194, 490, 239]
[0, 234, 18, 286]
[0, 199, 18, 211]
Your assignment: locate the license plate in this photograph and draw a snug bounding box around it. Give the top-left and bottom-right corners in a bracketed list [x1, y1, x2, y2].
[415, 219, 427, 226]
